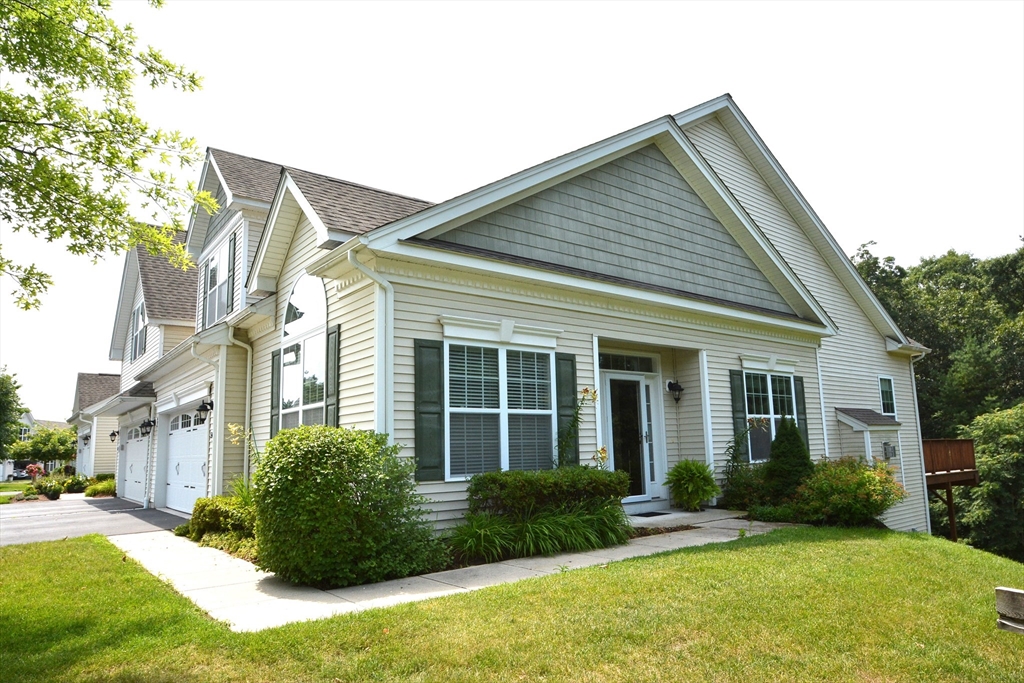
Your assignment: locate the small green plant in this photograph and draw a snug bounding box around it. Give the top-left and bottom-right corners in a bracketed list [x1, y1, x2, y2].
[737, 528, 747, 538]
[556, 388, 595, 467]
[748, 503, 801, 523]
[720, 418, 769, 509]
[33, 476, 63, 500]
[794, 457, 906, 527]
[762, 417, 813, 504]
[62, 473, 90, 493]
[172, 523, 190, 537]
[664, 459, 720, 511]
[84, 479, 115, 497]
[189, 495, 254, 542]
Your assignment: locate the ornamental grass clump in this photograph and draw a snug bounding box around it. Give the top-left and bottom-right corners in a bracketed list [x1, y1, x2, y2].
[253, 425, 447, 588]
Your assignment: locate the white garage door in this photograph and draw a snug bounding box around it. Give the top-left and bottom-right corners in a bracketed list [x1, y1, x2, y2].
[123, 428, 149, 504]
[165, 412, 208, 514]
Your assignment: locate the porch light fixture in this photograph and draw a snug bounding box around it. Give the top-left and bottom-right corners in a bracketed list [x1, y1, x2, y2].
[109, 430, 119, 443]
[139, 418, 155, 437]
[666, 381, 684, 403]
[82, 434, 91, 445]
[194, 399, 214, 426]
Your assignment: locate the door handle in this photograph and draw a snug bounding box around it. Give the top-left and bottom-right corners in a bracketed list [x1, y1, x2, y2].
[175, 463, 180, 475]
[129, 464, 133, 473]
[201, 463, 207, 477]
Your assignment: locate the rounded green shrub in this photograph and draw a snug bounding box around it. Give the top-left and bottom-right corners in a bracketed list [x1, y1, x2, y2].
[762, 417, 813, 504]
[794, 457, 906, 526]
[466, 467, 630, 517]
[664, 459, 720, 511]
[188, 495, 254, 541]
[253, 425, 447, 588]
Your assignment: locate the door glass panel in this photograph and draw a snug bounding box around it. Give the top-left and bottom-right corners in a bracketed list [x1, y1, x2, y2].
[645, 383, 655, 484]
[610, 379, 644, 497]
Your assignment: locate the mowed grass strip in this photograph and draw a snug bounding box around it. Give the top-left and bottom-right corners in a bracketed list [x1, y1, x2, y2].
[1, 528, 1023, 682]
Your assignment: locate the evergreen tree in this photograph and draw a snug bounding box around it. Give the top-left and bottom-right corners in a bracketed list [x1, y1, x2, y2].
[762, 417, 813, 504]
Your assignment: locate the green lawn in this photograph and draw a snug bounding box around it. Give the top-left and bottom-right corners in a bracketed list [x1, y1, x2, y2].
[0, 480, 33, 494]
[1, 528, 1022, 682]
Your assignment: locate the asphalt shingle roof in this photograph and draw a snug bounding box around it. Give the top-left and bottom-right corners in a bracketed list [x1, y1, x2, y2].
[137, 233, 197, 322]
[75, 373, 121, 412]
[836, 407, 901, 427]
[209, 148, 283, 204]
[287, 167, 433, 237]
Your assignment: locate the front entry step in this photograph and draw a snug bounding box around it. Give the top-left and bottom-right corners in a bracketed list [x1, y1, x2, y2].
[622, 498, 671, 516]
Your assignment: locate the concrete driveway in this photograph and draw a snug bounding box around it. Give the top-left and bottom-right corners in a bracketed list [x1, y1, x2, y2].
[0, 494, 182, 546]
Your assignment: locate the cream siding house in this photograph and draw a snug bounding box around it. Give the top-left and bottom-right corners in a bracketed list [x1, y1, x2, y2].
[66, 374, 120, 477]
[236, 94, 930, 533]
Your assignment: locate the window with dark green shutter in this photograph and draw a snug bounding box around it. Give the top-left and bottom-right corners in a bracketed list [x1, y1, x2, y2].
[555, 352, 578, 466]
[324, 324, 340, 427]
[414, 339, 444, 481]
[270, 349, 281, 437]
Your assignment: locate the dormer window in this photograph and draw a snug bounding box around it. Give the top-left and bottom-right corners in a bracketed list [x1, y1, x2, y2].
[203, 235, 235, 328]
[130, 302, 147, 361]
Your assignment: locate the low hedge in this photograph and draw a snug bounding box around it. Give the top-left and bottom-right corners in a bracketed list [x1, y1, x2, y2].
[466, 467, 630, 517]
[84, 479, 116, 497]
[188, 495, 254, 542]
[94, 472, 116, 482]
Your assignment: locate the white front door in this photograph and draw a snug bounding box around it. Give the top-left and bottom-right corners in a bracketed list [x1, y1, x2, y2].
[602, 371, 668, 502]
[165, 413, 208, 514]
[123, 434, 149, 504]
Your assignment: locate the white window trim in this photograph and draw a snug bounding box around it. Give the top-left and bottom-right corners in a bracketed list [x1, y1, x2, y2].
[278, 273, 328, 430]
[204, 235, 233, 328]
[131, 302, 147, 361]
[443, 338, 558, 482]
[739, 354, 798, 375]
[743, 370, 797, 463]
[878, 375, 897, 418]
[439, 315, 562, 349]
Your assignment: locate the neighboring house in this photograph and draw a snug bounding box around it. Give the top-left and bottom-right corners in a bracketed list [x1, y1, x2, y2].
[2, 412, 72, 478]
[66, 374, 121, 477]
[100, 95, 932, 532]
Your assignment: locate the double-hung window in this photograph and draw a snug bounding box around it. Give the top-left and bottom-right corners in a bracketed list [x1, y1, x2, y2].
[130, 302, 147, 361]
[744, 371, 797, 462]
[446, 343, 556, 479]
[279, 274, 326, 430]
[878, 377, 896, 417]
[204, 237, 234, 328]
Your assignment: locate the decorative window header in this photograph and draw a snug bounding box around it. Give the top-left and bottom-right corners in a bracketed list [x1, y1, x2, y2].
[438, 315, 563, 349]
[739, 353, 797, 375]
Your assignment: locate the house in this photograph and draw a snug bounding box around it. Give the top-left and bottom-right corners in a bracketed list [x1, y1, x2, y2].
[1, 412, 71, 479]
[66, 374, 121, 477]
[101, 95, 932, 532]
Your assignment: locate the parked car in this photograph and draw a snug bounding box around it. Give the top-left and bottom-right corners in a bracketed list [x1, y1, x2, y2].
[11, 469, 29, 480]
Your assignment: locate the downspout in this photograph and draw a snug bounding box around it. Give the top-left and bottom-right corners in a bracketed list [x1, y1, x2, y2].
[191, 342, 223, 495]
[227, 327, 253, 482]
[909, 354, 932, 534]
[347, 249, 394, 438]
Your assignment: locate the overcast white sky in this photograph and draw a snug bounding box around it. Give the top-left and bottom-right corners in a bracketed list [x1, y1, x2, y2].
[1, 0, 1021, 421]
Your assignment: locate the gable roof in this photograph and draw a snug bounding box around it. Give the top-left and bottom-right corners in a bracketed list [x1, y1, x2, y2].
[208, 148, 283, 205]
[836, 407, 901, 430]
[71, 373, 121, 415]
[247, 169, 431, 294]
[109, 233, 194, 361]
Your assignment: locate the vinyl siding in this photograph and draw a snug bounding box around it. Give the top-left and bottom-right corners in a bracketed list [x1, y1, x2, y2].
[684, 116, 928, 532]
[221, 343, 248, 486]
[335, 279, 377, 430]
[438, 145, 793, 315]
[121, 279, 161, 391]
[386, 259, 824, 527]
[202, 185, 233, 249]
[92, 416, 119, 474]
[162, 325, 193, 355]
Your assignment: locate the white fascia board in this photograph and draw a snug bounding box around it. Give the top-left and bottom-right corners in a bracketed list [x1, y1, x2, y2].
[886, 337, 930, 357]
[184, 150, 214, 255]
[227, 196, 271, 213]
[283, 174, 348, 247]
[108, 251, 138, 362]
[672, 93, 734, 126]
[382, 241, 831, 339]
[246, 171, 290, 292]
[713, 100, 907, 344]
[363, 116, 678, 250]
[135, 325, 227, 383]
[660, 121, 838, 336]
[306, 235, 362, 280]
[206, 154, 234, 210]
[147, 318, 194, 328]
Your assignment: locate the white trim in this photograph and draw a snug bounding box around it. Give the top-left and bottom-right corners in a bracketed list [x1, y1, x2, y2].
[385, 241, 830, 338]
[877, 375, 897, 418]
[438, 315, 563, 349]
[835, 410, 902, 432]
[156, 382, 211, 414]
[592, 334, 602, 451]
[739, 353, 798, 375]
[742, 370, 798, 463]
[815, 346, 830, 460]
[909, 358, 932, 534]
[698, 349, 714, 471]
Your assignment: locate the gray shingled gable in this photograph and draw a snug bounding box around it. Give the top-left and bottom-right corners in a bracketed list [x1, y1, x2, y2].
[136, 233, 197, 322]
[287, 167, 432, 237]
[209, 148, 283, 204]
[74, 373, 121, 413]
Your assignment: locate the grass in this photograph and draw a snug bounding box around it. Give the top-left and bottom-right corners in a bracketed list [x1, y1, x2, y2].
[1, 528, 1023, 682]
[0, 480, 33, 494]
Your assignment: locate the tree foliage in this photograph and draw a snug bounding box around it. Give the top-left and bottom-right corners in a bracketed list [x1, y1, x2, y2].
[0, 367, 27, 461]
[762, 417, 813, 505]
[853, 241, 1024, 437]
[18, 425, 77, 464]
[0, 0, 217, 308]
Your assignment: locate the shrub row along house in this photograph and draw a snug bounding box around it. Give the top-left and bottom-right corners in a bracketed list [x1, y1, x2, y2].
[78, 95, 932, 531]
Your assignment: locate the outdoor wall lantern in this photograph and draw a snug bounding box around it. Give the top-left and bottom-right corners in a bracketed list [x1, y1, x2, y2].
[666, 381, 684, 403]
[82, 434, 91, 445]
[194, 399, 214, 426]
[109, 430, 119, 443]
[139, 418, 155, 437]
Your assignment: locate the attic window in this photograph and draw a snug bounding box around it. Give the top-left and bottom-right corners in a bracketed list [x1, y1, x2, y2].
[130, 302, 147, 361]
[204, 235, 235, 328]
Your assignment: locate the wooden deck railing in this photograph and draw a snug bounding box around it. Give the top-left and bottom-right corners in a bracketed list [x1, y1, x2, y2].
[923, 439, 977, 474]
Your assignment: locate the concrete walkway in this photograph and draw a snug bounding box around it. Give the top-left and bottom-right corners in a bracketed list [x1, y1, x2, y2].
[109, 509, 788, 632]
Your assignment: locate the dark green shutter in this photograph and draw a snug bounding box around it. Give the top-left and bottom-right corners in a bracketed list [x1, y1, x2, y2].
[226, 233, 236, 314]
[270, 349, 281, 438]
[555, 352, 578, 466]
[414, 339, 444, 481]
[324, 324, 340, 427]
[793, 376, 809, 454]
[729, 369, 750, 463]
